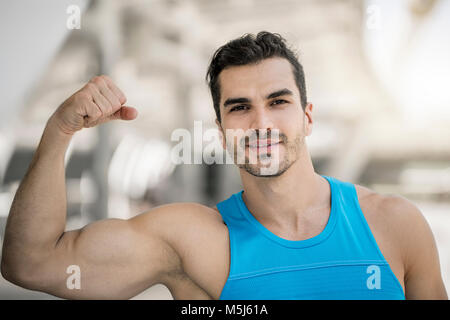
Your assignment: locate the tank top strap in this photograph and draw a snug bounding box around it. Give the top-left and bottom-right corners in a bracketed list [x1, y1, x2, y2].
[325, 175, 387, 262]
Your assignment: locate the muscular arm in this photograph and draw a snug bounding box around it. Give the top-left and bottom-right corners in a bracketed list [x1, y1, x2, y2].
[0, 76, 181, 299]
[1, 128, 185, 299]
[384, 196, 448, 300]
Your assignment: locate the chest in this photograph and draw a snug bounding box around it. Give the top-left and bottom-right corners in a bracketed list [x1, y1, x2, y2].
[169, 203, 405, 299]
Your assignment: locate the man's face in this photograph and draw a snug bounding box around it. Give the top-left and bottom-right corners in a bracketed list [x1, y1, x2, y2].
[216, 57, 313, 177]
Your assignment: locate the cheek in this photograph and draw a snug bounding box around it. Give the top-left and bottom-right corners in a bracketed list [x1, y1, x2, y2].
[221, 116, 241, 130]
[278, 111, 304, 137]
[219, 124, 240, 149]
[226, 115, 253, 130]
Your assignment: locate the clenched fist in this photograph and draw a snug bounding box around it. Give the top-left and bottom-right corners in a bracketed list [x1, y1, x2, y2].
[49, 75, 138, 135]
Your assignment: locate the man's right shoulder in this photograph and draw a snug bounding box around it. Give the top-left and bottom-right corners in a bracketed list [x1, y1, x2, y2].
[139, 202, 222, 222]
[129, 202, 225, 242]
[131, 202, 228, 285]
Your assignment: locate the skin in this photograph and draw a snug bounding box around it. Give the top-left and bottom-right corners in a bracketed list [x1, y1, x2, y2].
[1, 60, 447, 300]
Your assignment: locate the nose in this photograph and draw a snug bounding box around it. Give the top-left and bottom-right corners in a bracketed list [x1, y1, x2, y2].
[250, 105, 274, 132]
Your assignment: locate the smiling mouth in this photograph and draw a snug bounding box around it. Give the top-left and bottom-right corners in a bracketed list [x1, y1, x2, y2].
[246, 141, 281, 149]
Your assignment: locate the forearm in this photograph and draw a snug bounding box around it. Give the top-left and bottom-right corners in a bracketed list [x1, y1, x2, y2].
[1, 116, 73, 271]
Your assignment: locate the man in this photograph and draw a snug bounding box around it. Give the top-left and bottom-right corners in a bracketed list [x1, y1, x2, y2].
[1, 32, 447, 300]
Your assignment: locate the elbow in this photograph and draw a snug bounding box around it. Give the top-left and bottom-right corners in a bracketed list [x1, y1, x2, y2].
[1, 256, 23, 286]
[1, 262, 41, 291]
[1, 240, 19, 283]
[0, 257, 7, 279]
[1, 238, 61, 292]
[1, 252, 40, 289]
[1, 249, 11, 280]
[1, 255, 18, 284]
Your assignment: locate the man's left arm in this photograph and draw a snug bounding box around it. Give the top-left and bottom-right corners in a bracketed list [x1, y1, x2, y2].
[387, 196, 448, 299]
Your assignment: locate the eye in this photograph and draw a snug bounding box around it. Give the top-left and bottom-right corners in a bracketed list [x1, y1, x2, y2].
[230, 105, 248, 112]
[270, 99, 288, 106]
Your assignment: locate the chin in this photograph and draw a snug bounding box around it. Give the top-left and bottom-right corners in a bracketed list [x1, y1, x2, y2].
[240, 162, 290, 178]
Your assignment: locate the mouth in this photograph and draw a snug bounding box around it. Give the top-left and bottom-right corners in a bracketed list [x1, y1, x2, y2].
[246, 140, 281, 150]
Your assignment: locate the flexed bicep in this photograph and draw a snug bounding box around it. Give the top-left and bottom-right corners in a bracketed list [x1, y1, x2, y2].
[17, 211, 181, 299]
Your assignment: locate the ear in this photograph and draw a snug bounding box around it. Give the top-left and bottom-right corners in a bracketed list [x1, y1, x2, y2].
[303, 103, 314, 136]
[215, 118, 226, 150]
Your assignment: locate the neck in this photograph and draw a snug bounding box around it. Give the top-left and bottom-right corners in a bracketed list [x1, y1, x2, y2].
[239, 148, 330, 229]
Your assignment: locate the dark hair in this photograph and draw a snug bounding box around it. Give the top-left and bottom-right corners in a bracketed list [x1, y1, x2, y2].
[206, 31, 308, 123]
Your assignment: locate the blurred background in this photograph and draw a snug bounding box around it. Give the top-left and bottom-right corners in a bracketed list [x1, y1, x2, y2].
[0, 0, 449, 299]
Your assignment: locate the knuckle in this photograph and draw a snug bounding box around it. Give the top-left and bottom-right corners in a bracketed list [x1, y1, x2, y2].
[91, 76, 103, 85]
[77, 90, 91, 100]
[100, 75, 111, 82]
[85, 82, 96, 91]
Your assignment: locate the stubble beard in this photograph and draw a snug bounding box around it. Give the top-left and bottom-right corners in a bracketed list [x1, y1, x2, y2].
[229, 132, 305, 178]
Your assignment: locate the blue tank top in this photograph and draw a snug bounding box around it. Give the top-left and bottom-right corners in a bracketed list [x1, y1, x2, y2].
[216, 175, 405, 300]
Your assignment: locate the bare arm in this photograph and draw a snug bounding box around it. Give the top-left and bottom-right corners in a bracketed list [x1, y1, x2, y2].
[1, 76, 180, 299]
[385, 196, 448, 300]
[403, 205, 448, 300]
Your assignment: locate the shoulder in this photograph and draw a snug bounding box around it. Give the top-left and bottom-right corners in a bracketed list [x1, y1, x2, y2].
[128, 202, 227, 278]
[354, 184, 448, 298]
[131, 202, 227, 256]
[130, 202, 224, 241]
[354, 184, 435, 267]
[354, 184, 427, 231]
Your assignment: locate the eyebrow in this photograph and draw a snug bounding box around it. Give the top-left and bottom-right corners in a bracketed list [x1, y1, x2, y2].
[266, 88, 293, 99]
[223, 97, 250, 108]
[223, 88, 293, 108]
